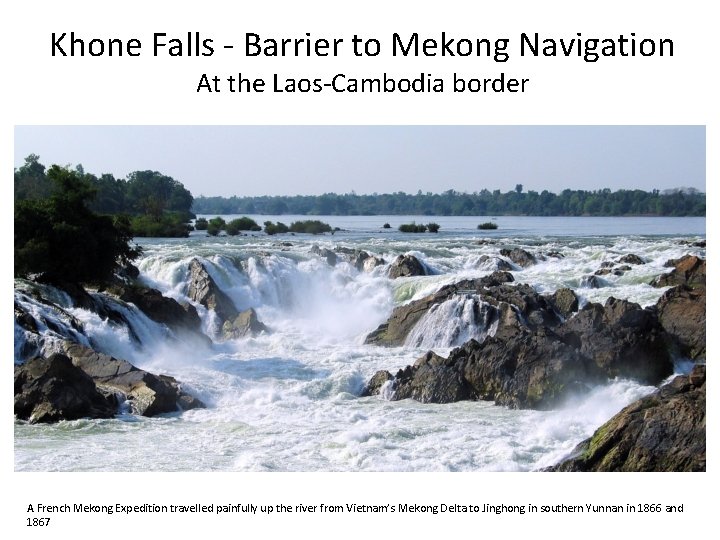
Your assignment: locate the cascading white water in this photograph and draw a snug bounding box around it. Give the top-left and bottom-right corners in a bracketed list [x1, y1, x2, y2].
[14, 216, 706, 471]
[405, 294, 499, 348]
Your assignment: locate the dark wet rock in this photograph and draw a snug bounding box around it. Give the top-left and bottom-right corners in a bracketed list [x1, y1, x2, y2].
[117, 262, 140, 282]
[187, 258, 238, 324]
[63, 342, 204, 416]
[692, 240, 706, 248]
[499, 248, 536, 268]
[549, 288, 579, 318]
[543, 250, 564, 259]
[388, 254, 428, 279]
[475, 239, 497, 245]
[580, 275, 607, 288]
[14, 354, 117, 423]
[222, 308, 269, 339]
[618, 254, 645, 265]
[360, 370, 394, 397]
[594, 268, 612, 276]
[547, 365, 705, 471]
[656, 285, 705, 360]
[614, 264, 632, 274]
[652, 255, 705, 289]
[365, 329, 599, 410]
[311, 245, 337, 266]
[351, 250, 385, 272]
[558, 298, 673, 384]
[119, 285, 204, 335]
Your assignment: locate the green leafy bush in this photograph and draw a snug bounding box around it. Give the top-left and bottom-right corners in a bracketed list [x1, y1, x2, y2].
[264, 221, 290, 235]
[478, 222, 498, 230]
[398, 223, 428, 233]
[427, 222, 440, 233]
[194, 217, 208, 230]
[289, 220, 332, 234]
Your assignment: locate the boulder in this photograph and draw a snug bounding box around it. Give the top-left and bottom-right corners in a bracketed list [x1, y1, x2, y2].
[14, 354, 117, 423]
[222, 308, 270, 339]
[119, 285, 205, 335]
[63, 342, 204, 416]
[548, 288, 579, 318]
[311, 245, 337, 267]
[187, 258, 238, 324]
[388, 254, 428, 279]
[655, 285, 705, 359]
[651, 255, 705, 289]
[558, 298, 673, 384]
[499, 248, 536, 268]
[618, 254, 645, 265]
[547, 365, 705, 471]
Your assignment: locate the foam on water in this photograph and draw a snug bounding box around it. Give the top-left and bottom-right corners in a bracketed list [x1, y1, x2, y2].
[14, 218, 705, 471]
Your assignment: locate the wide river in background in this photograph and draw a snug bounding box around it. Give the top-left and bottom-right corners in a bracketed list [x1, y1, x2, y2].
[14, 216, 705, 471]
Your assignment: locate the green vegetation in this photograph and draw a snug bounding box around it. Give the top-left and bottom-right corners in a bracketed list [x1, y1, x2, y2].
[289, 220, 332, 234]
[194, 217, 208, 230]
[478, 222, 498, 230]
[15, 155, 194, 237]
[382, 223, 391, 229]
[399, 223, 428, 233]
[427, 222, 440, 233]
[14, 165, 140, 284]
[207, 217, 226, 236]
[193, 187, 705, 217]
[263, 221, 290, 235]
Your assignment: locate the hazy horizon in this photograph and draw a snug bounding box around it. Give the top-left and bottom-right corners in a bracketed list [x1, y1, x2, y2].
[14, 126, 705, 197]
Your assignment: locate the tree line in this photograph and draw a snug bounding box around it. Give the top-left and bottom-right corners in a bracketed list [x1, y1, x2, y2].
[15, 154, 194, 237]
[192, 185, 705, 217]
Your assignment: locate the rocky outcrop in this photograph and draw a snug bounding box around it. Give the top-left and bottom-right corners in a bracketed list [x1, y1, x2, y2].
[222, 308, 269, 339]
[547, 365, 705, 471]
[618, 254, 645, 265]
[14, 354, 117, 423]
[558, 297, 673, 384]
[651, 255, 705, 289]
[656, 285, 705, 359]
[118, 285, 205, 336]
[187, 258, 239, 324]
[499, 248, 536, 268]
[364, 271, 519, 346]
[311, 245, 337, 267]
[364, 292, 674, 408]
[63, 343, 204, 416]
[388, 254, 428, 279]
[363, 329, 599, 410]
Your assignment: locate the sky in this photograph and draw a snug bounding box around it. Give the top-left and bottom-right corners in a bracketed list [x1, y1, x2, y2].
[14, 126, 705, 197]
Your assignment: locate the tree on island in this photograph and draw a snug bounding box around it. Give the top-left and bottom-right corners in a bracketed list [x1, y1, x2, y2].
[14, 165, 140, 284]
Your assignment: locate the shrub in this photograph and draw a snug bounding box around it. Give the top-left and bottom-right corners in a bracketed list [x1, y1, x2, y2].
[382, 223, 391, 229]
[398, 222, 427, 233]
[289, 220, 332, 234]
[427, 222, 440, 233]
[194, 217, 208, 230]
[228, 216, 260, 231]
[478, 222, 498, 230]
[264, 221, 290, 235]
